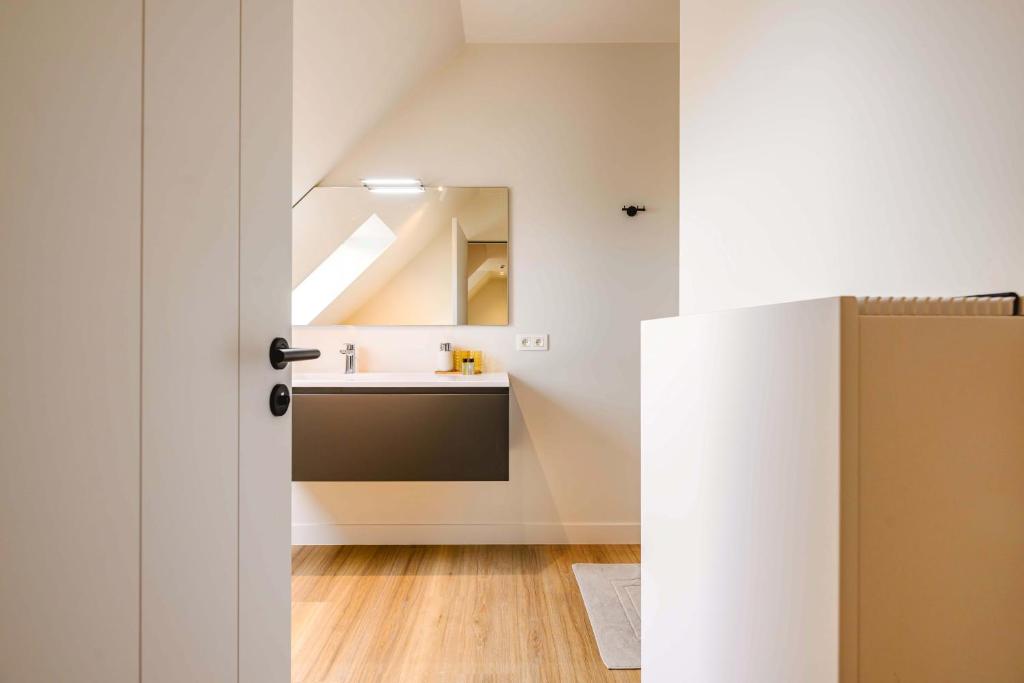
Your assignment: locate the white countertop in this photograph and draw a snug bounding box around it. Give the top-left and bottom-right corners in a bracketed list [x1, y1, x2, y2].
[293, 371, 510, 389]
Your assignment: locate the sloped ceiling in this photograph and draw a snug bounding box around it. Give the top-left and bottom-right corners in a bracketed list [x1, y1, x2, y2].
[460, 0, 679, 44]
[292, 0, 465, 204]
[294, 0, 680, 203]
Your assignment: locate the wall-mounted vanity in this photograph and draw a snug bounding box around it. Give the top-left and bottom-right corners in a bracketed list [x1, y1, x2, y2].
[292, 372, 510, 482]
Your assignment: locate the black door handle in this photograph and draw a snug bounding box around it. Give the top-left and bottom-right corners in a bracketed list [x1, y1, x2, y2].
[269, 337, 321, 370]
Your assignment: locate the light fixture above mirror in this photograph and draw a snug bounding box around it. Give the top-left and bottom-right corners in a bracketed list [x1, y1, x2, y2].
[361, 177, 425, 194]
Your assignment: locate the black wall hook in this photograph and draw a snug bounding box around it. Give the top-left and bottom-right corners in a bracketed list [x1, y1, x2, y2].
[622, 205, 646, 217]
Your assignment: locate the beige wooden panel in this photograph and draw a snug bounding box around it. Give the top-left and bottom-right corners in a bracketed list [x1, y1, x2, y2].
[858, 316, 1024, 682]
[239, 0, 293, 680]
[141, 1, 240, 681]
[0, 3, 142, 681]
[838, 297, 861, 683]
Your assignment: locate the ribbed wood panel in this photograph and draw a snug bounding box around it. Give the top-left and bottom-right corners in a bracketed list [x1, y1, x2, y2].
[858, 295, 1016, 316]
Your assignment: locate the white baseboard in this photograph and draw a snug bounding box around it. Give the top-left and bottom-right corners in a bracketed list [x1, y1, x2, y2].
[291, 522, 640, 545]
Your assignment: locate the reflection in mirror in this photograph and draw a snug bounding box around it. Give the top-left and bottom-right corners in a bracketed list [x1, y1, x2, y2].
[292, 186, 509, 326]
[467, 243, 508, 325]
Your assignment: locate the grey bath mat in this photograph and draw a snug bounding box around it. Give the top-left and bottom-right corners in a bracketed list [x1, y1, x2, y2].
[572, 563, 641, 670]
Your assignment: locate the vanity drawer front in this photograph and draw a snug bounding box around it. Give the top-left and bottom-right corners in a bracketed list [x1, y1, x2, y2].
[292, 390, 509, 481]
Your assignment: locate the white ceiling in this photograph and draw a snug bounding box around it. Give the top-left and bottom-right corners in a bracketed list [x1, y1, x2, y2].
[460, 0, 679, 44]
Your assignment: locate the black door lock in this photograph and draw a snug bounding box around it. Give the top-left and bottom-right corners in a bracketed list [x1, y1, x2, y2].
[270, 384, 291, 417]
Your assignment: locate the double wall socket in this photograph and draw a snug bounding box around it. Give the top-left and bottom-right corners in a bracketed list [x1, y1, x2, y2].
[515, 334, 548, 351]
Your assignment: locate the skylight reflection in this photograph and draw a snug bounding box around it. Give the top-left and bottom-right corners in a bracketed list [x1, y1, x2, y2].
[291, 213, 396, 325]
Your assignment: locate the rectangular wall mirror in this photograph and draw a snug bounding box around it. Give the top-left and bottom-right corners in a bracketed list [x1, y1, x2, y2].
[292, 186, 509, 326]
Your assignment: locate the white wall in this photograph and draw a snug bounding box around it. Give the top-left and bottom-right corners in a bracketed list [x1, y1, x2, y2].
[292, 0, 464, 203]
[292, 43, 679, 544]
[678, 0, 1024, 314]
[641, 0, 1024, 679]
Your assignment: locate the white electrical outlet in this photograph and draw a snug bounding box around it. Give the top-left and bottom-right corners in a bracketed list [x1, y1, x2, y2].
[516, 334, 548, 351]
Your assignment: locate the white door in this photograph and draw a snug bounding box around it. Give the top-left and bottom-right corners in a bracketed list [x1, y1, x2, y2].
[1, 2, 292, 682]
[238, 1, 294, 680]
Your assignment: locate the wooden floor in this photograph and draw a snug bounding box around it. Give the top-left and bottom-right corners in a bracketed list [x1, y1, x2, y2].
[292, 545, 641, 683]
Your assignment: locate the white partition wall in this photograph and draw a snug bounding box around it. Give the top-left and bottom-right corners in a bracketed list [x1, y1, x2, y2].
[641, 299, 842, 682]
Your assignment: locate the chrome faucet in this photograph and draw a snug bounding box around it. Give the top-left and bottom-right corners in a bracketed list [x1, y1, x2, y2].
[339, 343, 357, 374]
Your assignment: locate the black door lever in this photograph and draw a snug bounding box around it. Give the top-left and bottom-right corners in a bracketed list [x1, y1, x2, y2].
[269, 337, 321, 369]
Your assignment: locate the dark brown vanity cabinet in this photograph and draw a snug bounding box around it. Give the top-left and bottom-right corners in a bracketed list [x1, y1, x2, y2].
[291, 387, 509, 481]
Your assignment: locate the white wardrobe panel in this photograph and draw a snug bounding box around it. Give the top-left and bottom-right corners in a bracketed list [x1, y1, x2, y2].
[141, 1, 240, 681]
[0, 2, 142, 682]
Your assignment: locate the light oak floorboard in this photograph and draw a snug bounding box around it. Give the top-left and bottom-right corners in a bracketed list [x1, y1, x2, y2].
[292, 545, 641, 683]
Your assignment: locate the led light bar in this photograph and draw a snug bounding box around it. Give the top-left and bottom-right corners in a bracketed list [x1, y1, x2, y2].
[361, 177, 423, 191]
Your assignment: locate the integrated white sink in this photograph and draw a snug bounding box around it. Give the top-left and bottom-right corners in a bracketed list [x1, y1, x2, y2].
[293, 371, 510, 389]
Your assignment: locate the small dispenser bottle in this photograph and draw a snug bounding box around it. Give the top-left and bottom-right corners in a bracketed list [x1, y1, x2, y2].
[436, 342, 454, 372]
[462, 355, 475, 375]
